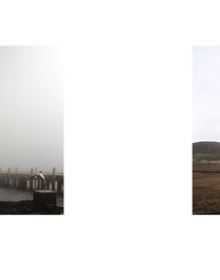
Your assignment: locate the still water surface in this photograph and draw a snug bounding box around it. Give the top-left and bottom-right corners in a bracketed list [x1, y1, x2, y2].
[0, 186, 63, 206]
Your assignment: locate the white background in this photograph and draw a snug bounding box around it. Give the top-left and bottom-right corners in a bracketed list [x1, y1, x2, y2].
[193, 45, 220, 142]
[0, 0, 217, 279]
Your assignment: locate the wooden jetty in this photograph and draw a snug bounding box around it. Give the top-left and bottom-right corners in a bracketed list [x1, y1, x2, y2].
[0, 168, 64, 194]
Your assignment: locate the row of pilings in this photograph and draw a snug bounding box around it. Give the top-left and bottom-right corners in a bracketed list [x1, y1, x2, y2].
[0, 168, 64, 194]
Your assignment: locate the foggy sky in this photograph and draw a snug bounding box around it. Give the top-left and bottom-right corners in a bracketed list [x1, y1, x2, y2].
[193, 46, 220, 143]
[0, 46, 63, 173]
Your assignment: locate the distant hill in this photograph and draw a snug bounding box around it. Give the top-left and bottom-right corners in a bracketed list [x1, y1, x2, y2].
[193, 141, 220, 161]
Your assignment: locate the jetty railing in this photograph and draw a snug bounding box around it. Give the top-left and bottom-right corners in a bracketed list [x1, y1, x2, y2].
[0, 168, 64, 194]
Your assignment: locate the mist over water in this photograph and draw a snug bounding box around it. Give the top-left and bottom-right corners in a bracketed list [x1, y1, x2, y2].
[0, 46, 63, 173]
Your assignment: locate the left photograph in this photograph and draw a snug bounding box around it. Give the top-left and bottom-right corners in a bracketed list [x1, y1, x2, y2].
[0, 46, 63, 214]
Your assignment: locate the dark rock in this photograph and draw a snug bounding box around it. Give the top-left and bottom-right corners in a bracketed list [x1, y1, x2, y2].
[0, 200, 63, 215]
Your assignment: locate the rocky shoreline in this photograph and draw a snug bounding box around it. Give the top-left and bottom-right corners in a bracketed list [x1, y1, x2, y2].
[0, 200, 63, 215]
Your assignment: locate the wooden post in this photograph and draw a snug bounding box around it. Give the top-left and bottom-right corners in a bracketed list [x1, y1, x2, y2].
[15, 168, 18, 187]
[38, 178, 41, 189]
[57, 179, 62, 193]
[35, 168, 38, 189]
[30, 168, 34, 189]
[8, 168, 11, 187]
[52, 167, 56, 190]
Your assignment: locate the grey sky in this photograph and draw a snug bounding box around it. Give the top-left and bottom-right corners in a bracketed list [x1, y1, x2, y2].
[193, 46, 220, 143]
[0, 46, 63, 172]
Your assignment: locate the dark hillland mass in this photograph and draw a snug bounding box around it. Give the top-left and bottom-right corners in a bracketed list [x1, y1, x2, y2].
[193, 141, 220, 161]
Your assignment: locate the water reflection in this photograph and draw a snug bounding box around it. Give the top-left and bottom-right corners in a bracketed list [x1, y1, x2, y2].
[0, 185, 63, 207]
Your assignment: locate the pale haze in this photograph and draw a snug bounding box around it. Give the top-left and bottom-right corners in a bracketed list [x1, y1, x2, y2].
[0, 46, 63, 173]
[193, 46, 220, 143]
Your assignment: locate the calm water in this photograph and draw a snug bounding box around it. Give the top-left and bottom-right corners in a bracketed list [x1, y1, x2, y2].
[0, 186, 63, 206]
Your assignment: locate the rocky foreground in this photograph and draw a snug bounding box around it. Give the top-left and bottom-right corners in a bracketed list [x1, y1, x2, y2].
[0, 200, 63, 215]
[193, 163, 220, 214]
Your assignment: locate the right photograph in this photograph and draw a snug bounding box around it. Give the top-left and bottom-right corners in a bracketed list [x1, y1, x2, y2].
[193, 46, 220, 215]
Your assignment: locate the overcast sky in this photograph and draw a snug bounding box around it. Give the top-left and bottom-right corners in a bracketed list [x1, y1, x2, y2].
[193, 46, 220, 143]
[0, 46, 63, 172]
